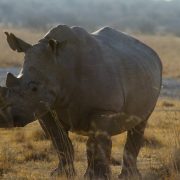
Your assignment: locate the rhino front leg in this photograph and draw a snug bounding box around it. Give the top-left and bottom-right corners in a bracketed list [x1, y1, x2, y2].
[85, 114, 112, 180]
[85, 133, 112, 180]
[39, 112, 75, 177]
[119, 120, 147, 179]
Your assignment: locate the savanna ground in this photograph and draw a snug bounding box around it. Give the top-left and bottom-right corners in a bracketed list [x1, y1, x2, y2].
[0, 27, 180, 179]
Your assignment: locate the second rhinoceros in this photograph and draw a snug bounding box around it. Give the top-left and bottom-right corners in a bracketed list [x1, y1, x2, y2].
[0, 25, 162, 179]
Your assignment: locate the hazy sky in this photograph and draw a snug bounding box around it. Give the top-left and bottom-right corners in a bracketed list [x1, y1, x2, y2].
[0, 0, 179, 35]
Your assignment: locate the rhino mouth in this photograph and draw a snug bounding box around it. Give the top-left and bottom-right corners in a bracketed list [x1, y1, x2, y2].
[13, 115, 27, 127]
[0, 106, 14, 128]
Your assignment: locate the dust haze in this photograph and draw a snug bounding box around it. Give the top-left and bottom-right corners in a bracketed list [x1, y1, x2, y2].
[0, 0, 180, 35]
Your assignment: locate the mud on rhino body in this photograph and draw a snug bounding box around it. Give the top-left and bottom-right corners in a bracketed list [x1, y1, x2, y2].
[0, 25, 162, 179]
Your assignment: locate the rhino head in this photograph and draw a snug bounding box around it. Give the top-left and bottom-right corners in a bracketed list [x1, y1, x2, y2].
[0, 31, 70, 127]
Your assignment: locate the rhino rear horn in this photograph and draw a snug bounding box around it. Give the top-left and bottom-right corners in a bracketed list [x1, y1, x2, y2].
[6, 73, 20, 88]
[4, 32, 32, 53]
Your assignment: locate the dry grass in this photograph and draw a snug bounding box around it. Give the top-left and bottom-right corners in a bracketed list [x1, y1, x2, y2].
[0, 27, 180, 78]
[11, 130, 26, 143]
[28, 127, 48, 141]
[0, 146, 16, 176]
[0, 98, 179, 179]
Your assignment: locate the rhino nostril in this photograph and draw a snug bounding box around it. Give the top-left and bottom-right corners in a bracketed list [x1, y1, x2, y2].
[13, 115, 19, 121]
[13, 115, 20, 126]
[1, 103, 12, 110]
[12, 115, 27, 127]
[0, 105, 13, 128]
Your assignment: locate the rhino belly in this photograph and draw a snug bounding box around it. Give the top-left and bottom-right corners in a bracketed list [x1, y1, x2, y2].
[73, 80, 159, 136]
[71, 112, 144, 136]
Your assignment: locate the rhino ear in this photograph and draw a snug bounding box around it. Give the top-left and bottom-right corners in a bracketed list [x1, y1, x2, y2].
[4, 32, 32, 53]
[6, 73, 20, 88]
[48, 39, 58, 53]
[48, 39, 67, 53]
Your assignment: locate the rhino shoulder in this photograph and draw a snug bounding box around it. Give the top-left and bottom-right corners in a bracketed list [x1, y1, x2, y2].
[71, 26, 96, 45]
[92, 26, 115, 35]
[93, 27, 162, 68]
[92, 26, 128, 39]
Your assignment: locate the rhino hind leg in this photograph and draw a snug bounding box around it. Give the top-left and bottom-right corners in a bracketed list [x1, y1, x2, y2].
[85, 133, 112, 180]
[39, 113, 75, 178]
[119, 120, 147, 180]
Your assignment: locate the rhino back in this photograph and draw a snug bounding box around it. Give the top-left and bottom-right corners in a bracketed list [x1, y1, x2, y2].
[68, 27, 162, 118]
[91, 27, 162, 118]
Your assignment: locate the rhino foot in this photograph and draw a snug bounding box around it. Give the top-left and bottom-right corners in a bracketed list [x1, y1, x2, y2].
[84, 165, 111, 180]
[50, 164, 76, 178]
[118, 169, 142, 180]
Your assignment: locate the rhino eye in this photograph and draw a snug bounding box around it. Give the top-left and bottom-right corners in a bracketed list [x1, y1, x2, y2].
[31, 86, 37, 92]
[28, 81, 38, 92]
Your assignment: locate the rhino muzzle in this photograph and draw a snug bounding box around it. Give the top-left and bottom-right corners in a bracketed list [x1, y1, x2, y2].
[0, 86, 14, 128]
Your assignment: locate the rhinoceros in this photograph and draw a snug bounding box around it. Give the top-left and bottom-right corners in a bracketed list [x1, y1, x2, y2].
[0, 25, 162, 179]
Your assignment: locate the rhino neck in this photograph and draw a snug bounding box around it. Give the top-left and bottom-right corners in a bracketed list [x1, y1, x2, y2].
[56, 62, 80, 109]
[56, 87, 71, 109]
[53, 76, 83, 131]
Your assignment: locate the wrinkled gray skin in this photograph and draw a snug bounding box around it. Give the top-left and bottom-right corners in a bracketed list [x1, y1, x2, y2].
[0, 25, 162, 179]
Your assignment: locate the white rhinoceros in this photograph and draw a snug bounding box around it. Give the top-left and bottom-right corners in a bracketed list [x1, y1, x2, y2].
[0, 25, 162, 179]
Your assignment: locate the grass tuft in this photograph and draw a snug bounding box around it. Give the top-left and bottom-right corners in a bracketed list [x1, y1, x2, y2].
[143, 135, 163, 148]
[29, 128, 48, 141]
[170, 148, 180, 173]
[11, 130, 26, 143]
[24, 150, 49, 162]
[0, 146, 16, 176]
